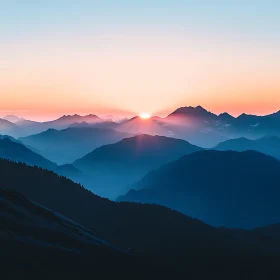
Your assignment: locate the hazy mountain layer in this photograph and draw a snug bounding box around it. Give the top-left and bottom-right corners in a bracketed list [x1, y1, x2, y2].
[19, 127, 132, 164]
[74, 134, 202, 199]
[119, 150, 280, 228]
[215, 135, 280, 159]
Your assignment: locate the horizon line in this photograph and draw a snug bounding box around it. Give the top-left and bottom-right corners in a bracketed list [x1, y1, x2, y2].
[1, 105, 280, 123]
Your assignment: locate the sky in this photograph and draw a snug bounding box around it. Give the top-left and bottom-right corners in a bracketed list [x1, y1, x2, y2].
[0, 0, 280, 120]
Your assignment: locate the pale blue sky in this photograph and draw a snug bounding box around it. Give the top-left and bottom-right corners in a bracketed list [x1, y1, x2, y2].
[1, 0, 279, 41]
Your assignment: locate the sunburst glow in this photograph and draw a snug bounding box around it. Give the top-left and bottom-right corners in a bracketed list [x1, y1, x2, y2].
[139, 112, 151, 119]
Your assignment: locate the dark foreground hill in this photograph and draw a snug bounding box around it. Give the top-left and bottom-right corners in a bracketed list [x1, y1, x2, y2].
[0, 188, 138, 279]
[74, 134, 202, 199]
[1, 159, 280, 279]
[119, 150, 280, 228]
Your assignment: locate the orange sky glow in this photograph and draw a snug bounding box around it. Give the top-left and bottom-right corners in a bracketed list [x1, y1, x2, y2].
[1, 1, 280, 121]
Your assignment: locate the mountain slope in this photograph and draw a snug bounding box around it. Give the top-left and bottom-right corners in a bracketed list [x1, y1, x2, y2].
[215, 136, 280, 159]
[74, 134, 202, 199]
[0, 137, 82, 180]
[19, 127, 132, 164]
[0, 138, 56, 170]
[3, 115, 21, 123]
[162, 106, 231, 147]
[0, 188, 133, 279]
[0, 158, 267, 253]
[119, 150, 280, 228]
[2, 159, 280, 279]
[0, 134, 21, 143]
[0, 118, 19, 136]
[1, 187, 124, 254]
[156, 106, 280, 147]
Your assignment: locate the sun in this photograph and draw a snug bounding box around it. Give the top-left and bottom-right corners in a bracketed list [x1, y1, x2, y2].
[139, 112, 151, 119]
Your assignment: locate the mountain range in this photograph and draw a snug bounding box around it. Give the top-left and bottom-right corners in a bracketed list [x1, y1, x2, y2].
[119, 150, 280, 228]
[0, 138, 56, 170]
[215, 135, 280, 160]
[0, 114, 115, 137]
[19, 127, 132, 164]
[0, 137, 82, 180]
[74, 134, 202, 199]
[163, 106, 280, 147]
[3, 106, 280, 148]
[109, 106, 280, 147]
[2, 158, 280, 279]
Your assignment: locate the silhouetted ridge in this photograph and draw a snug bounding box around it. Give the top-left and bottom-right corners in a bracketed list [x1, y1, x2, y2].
[168, 106, 216, 118]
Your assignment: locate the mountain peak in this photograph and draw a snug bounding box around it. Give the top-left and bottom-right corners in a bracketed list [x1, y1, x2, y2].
[195, 105, 206, 111]
[219, 112, 234, 118]
[3, 115, 21, 123]
[167, 105, 215, 118]
[60, 114, 80, 119]
[85, 114, 99, 118]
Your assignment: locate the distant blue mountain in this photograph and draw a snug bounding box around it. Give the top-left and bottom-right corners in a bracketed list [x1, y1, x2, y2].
[74, 134, 202, 199]
[119, 150, 280, 228]
[162, 106, 280, 147]
[0, 137, 81, 180]
[19, 127, 132, 164]
[5, 107, 280, 147]
[1, 114, 107, 137]
[0, 134, 21, 143]
[215, 135, 280, 159]
[0, 138, 56, 170]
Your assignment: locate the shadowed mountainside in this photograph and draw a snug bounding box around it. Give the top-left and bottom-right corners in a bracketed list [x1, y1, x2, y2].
[119, 150, 280, 228]
[215, 135, 280, 159]
[0, 188, 137, 279]
[0, 138, 56, 170]
[74, 134, 202, 199]
[1, 159, 280, 279]
[0, 137, 83, 180]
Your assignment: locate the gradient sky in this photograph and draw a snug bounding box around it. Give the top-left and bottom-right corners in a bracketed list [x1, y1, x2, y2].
[0, 0, 280, 120]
